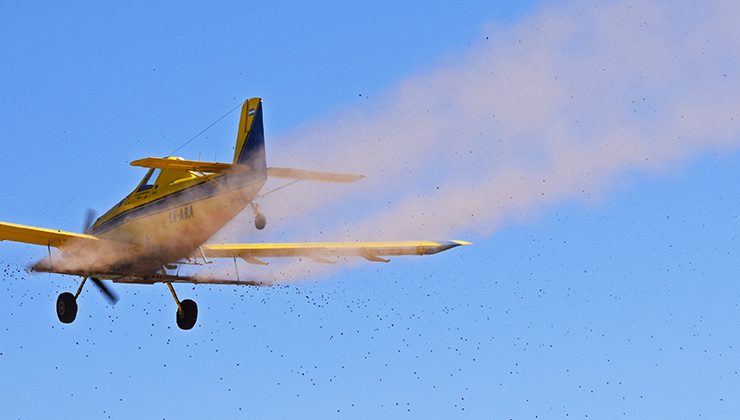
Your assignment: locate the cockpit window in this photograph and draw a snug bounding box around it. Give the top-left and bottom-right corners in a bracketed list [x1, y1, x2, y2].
[136, 168, 161, 192]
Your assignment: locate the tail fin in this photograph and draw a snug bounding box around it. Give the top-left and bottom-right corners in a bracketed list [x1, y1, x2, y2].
[233, 98, 266, 172]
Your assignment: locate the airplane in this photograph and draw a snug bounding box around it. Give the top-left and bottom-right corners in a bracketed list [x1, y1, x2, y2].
[0, 98, 470, 330]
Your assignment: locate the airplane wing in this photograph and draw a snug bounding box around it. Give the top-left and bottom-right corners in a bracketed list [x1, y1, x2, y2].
[30, 265, 267, 286]
[0, 221, 99, 248]
[26, 239, 469, 287]
[202, 240, 471, 264]
[130, 157, 246, 173]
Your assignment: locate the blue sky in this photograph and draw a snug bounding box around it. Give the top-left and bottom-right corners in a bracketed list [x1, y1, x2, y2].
[2, 1, 740, 419]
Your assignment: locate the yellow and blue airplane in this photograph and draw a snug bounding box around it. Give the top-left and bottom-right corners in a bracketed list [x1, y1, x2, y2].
[0, 98, 469, 330]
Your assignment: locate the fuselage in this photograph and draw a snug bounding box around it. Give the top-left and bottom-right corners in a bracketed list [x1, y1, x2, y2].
[84, 164, 266, 274]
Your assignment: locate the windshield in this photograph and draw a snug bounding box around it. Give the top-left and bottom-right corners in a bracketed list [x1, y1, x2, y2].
[136, 168, 161, 192]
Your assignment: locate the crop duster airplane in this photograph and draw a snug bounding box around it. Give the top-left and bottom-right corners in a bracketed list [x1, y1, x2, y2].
[0, 98, 469, 330]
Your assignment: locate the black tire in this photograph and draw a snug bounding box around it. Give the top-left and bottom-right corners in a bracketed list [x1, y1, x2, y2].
[176, 299, 198, 330]
[56, 292, 78, 324]
[255, 213, 267, 230]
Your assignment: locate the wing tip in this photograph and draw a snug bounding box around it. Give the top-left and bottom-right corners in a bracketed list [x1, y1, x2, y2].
[129, 157, 150, 167]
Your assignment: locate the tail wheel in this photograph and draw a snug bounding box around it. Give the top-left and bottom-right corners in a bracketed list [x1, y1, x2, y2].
[56, 292, 78, 324]
[176, 299, 198, 330]
[255, 213, 267, 230]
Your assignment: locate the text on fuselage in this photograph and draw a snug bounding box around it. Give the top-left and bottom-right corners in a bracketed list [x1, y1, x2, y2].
[169, 205, 194, 224]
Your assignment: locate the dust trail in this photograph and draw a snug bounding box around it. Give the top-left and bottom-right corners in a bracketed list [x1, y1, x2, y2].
[215, 0, 740, 281]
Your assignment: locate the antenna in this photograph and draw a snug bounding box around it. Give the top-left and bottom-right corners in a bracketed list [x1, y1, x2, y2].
[167, 101, 242, 157]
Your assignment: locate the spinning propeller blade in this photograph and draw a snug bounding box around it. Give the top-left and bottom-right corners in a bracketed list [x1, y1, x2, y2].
[82, 208, 97, 233]
[91, 277, 119, 305]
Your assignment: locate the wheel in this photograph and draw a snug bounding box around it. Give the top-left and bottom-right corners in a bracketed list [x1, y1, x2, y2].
[255, 213, 267, 230]
[176, 299, 198, 330]
[56, 292, 78, 324]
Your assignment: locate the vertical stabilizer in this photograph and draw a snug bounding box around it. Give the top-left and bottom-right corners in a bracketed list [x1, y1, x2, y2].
[233, 98, 266, 172]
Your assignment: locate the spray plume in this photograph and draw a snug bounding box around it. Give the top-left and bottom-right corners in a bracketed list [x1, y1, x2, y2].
[212, 0, 740, 281]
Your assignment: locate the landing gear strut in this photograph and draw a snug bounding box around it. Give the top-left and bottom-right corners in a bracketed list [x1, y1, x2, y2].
[167, 282, 198, 330]
[250, 202, 267, 230]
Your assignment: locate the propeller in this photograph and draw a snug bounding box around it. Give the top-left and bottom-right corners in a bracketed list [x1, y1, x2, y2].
[80, 209, 119, 305]
[91, 277, 119, 305]
[82, 208, 97, 233]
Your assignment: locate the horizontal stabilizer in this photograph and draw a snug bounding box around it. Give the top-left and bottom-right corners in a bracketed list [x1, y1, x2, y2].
[130, 157, 249, 173]
[267, 167, 364, 183]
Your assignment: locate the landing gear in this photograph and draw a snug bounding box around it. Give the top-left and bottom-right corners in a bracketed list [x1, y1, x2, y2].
[250, 202, 267, 230]
[167, 282, 198, 330]
[56, 276, 88, 324]
[176, 299, 198, 330]
[56, 292, 77, 324]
